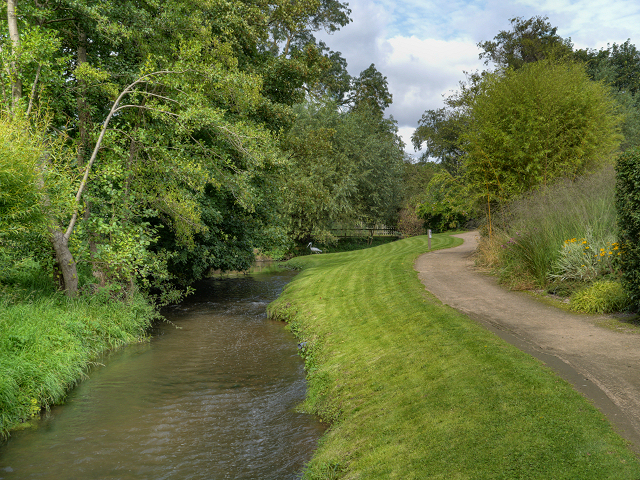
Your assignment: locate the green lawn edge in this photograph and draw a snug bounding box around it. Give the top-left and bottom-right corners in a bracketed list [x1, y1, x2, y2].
[268, 233, 640, 479]
[0, 290, 156, 437]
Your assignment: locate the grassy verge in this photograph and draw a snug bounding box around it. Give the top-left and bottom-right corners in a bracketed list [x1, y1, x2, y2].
[0, 261, 157, 437]
[268, 233, 640, 479]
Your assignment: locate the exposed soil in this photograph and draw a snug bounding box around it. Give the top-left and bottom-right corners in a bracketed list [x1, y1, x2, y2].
[415, 231, 640, 454]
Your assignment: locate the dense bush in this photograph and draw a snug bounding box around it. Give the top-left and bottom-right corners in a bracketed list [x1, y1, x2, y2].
[464, 60, 622, 206]
[616, 149, 640, 310]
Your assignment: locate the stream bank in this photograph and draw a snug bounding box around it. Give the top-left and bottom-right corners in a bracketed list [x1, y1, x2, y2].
[0, 269, 324, 479]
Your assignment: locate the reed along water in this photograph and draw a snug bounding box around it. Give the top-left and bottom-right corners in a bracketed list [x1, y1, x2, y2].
[0, 268, 325, 479]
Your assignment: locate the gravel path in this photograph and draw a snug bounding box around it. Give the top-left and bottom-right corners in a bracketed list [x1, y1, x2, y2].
[415, 231, 640, 453]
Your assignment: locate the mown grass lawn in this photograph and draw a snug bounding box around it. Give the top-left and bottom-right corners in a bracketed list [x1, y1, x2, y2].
[268, 233, 640, 479]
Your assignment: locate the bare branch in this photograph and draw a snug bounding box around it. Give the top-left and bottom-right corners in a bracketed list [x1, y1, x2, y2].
[113, 104, 180, 117]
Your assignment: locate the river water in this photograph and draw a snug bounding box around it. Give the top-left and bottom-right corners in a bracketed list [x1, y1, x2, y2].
[0, 269, 325, 479]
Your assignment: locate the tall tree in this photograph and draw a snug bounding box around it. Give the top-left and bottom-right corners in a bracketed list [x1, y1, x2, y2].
[0, 0, 290, 297]
[576, 40, 640, 95]
[478, 16, 573, 70]
[281, 100, 404, 242]
[412, 107, 465, 176]
[575, 40, 640, 150]
[348, 63, 392, 117]
[267, 0, 351, 56]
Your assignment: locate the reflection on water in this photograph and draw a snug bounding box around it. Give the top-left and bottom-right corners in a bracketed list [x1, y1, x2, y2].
[0, 269, 325, 480]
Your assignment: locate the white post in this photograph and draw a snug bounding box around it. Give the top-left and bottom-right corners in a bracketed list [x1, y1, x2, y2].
[428, 229, 432, 250]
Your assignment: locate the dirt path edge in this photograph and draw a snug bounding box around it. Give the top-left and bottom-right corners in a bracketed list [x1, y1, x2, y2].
[415, 231, 640, 454]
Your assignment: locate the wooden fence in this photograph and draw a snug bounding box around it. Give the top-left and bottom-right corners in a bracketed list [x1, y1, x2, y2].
[331, 224, 401, 237]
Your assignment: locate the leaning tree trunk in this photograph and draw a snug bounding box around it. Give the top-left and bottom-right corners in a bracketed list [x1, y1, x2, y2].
[50, 228, 79, 297]
[37, 153, 80, 297]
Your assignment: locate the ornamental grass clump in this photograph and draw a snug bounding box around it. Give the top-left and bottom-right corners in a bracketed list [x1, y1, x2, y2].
[485, 166, 617, 288]
[549, 231, 621, 282]
[570, 280, 631, 313]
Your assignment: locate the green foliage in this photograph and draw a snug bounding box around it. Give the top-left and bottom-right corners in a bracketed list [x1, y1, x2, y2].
[282, 101, 404, 242]
[416, 171, 472, 232]
[575, 40, 640, 151]
[576, 40, 640, 97]
[400, 160, 442, 207]
[570, 280, 631, 314]
[348, 63, 392, 117]
[464, 60, 623, 205]
[0, 0, 402, 299]
[0, 113, 75, 272]
[266, 0, 351, 56]
[616, 149, 640, 310]
[411, 107, 466, 175]
[478, 16, 573, 70]
[0, 114, 45, 238]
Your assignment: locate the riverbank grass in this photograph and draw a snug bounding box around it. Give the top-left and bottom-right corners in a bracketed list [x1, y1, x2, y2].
[0, 261, 156, 437]
[269, 233, 640, 479]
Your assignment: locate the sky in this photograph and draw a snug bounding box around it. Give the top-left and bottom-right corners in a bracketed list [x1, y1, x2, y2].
[315, 0, 640, 157]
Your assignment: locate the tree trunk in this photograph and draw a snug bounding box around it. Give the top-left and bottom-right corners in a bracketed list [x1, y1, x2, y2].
[7, 0, 22, 110]
[37, 153, 80, 296]
[50, 228, 79, 297]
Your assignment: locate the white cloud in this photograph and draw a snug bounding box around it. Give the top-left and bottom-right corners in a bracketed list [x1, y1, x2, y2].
[316, 0, 640, 153]
[382, 36, 483, 128]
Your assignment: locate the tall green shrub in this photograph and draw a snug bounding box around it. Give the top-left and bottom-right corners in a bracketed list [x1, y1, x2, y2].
[463, 60, 623, 205]
[616, 149, 640, 310]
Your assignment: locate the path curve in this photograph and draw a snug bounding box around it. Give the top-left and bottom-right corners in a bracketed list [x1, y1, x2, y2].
[415, 231, 640, 453]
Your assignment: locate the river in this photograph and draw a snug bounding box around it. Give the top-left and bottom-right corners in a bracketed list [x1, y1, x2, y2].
[0, 268, 325, 479]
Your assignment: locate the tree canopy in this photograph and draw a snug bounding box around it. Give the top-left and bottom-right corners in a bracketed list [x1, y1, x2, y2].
[478, 16, 573, 70]
[413, 17, 629, 232]
[0, 0, 405, 298]
[281, 100, 404, 243]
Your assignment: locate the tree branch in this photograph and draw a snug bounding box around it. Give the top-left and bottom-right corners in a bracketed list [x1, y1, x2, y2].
[64, 70, 185, 240]
[26, 64, 42, 117]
